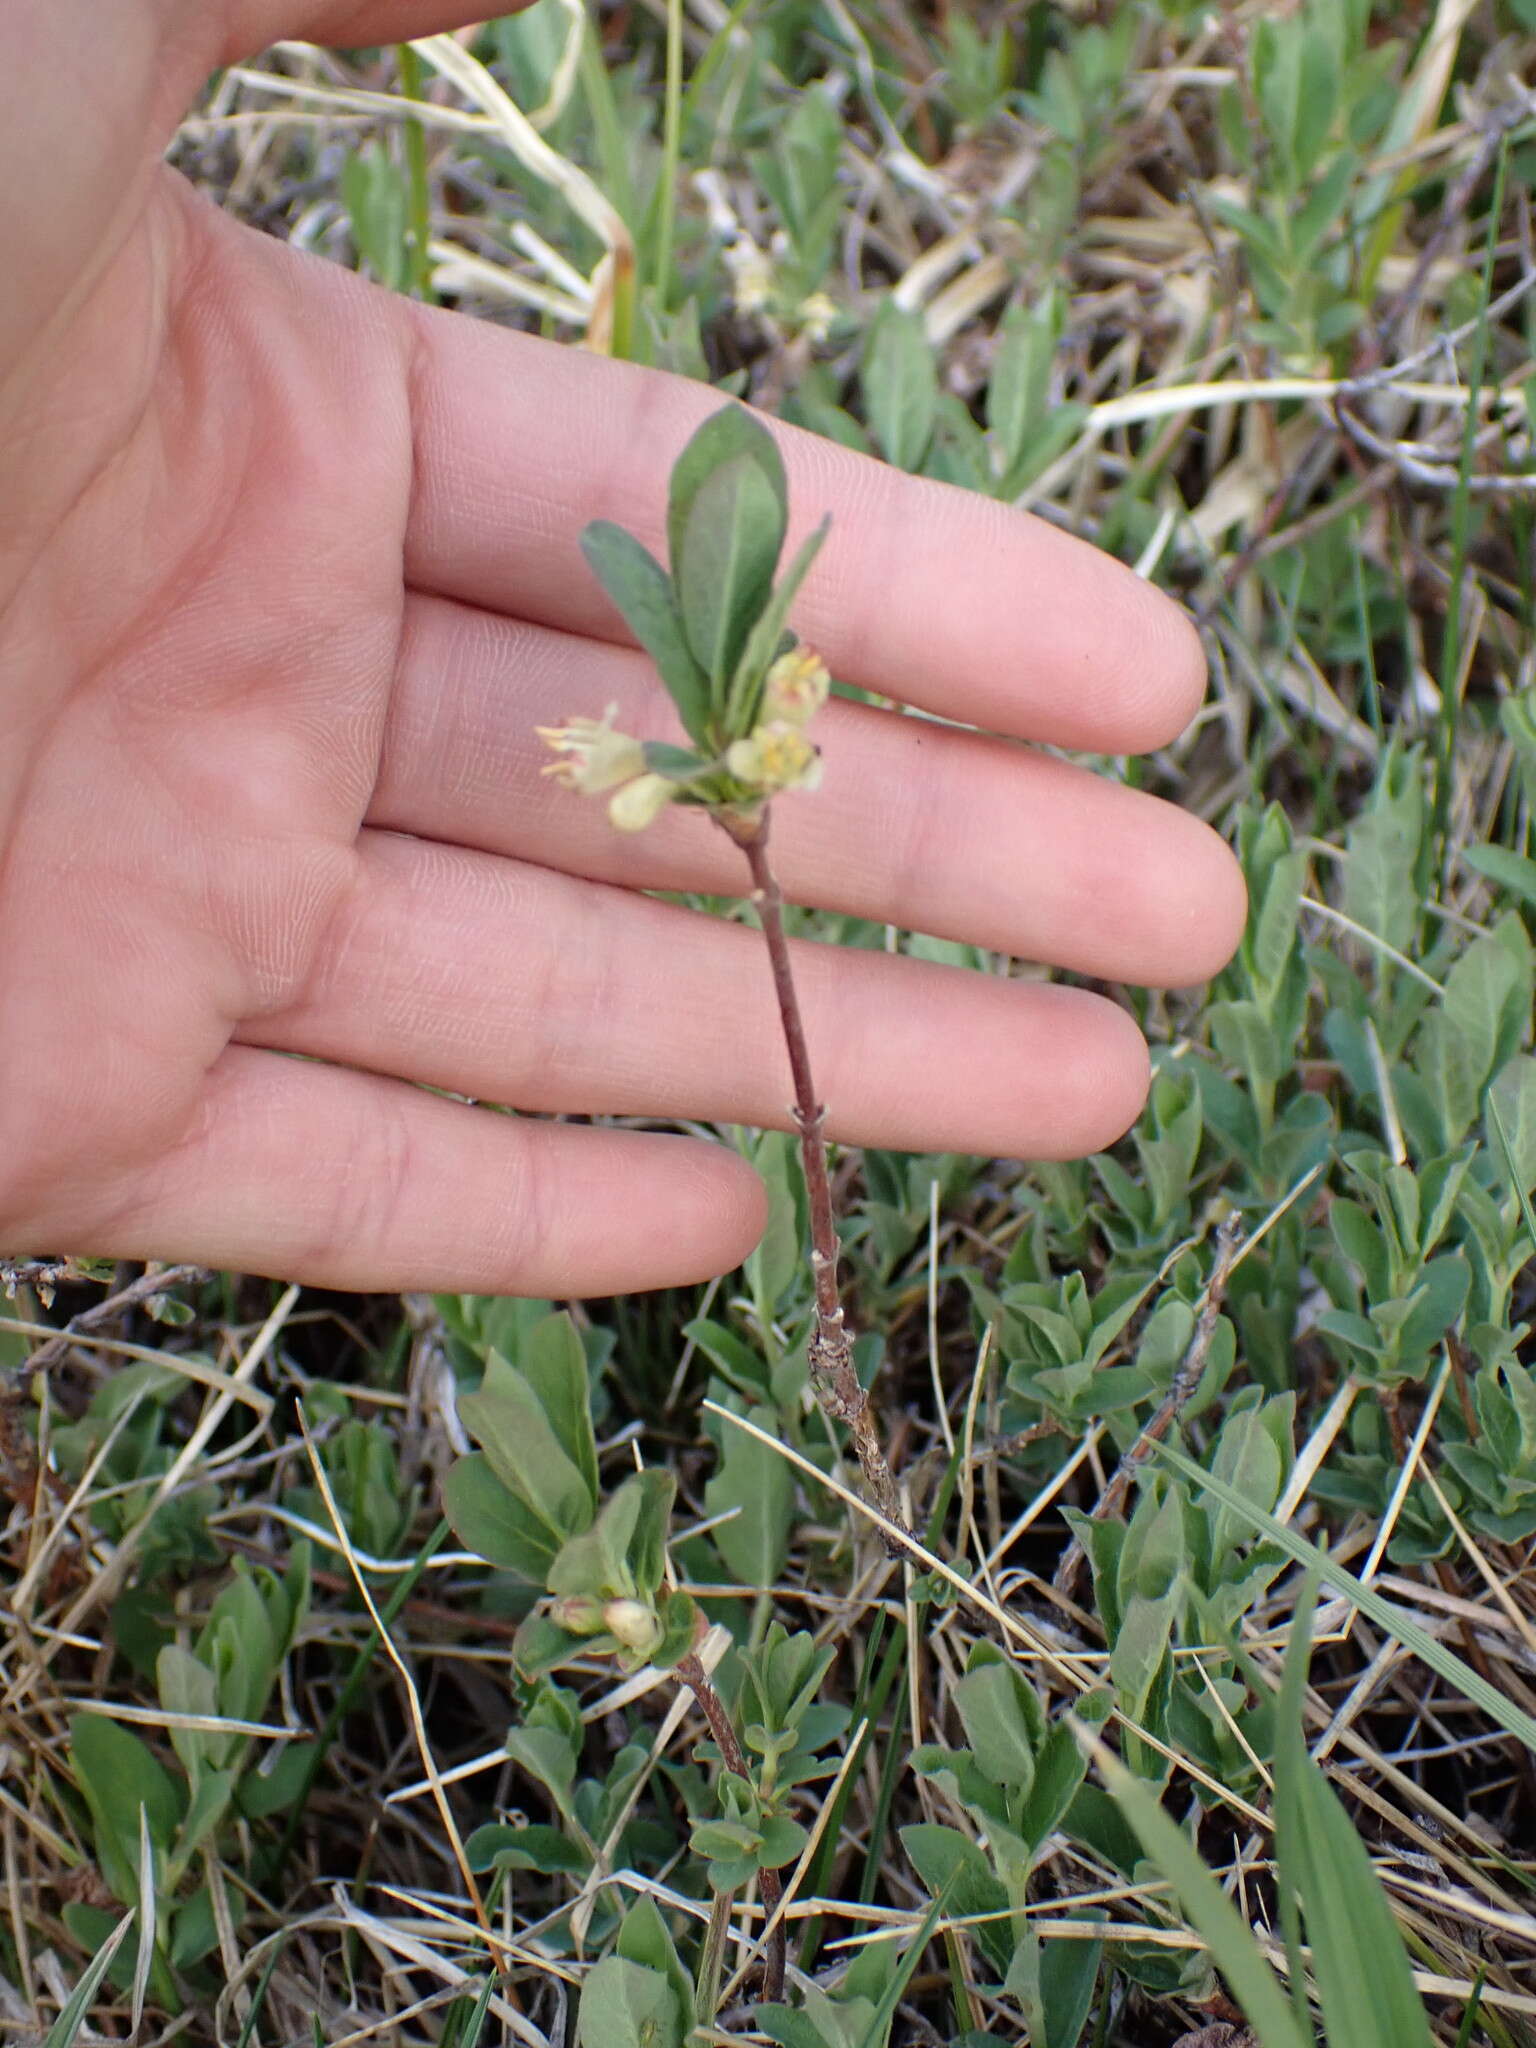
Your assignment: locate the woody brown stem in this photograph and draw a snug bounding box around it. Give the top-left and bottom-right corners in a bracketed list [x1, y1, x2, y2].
[678, 1651, 786, 2003]
[719, 809, 908, 1543]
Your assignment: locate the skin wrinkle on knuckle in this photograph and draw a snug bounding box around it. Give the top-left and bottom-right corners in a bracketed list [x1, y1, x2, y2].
[310, 1089, 423, 1279]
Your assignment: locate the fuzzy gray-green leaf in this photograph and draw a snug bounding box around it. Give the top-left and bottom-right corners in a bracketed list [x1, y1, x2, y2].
[675, 453, 785, 685]
[580, 520, 712, 741]
[457, 1350, 595, 1544]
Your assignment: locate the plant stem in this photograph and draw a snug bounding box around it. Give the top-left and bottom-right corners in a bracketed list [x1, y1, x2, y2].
[394, 43, 435, 301]
[1055, 1212, 1243, 1600]
[719, 810, 908, 1541]
[678, 1651, 786, 2002]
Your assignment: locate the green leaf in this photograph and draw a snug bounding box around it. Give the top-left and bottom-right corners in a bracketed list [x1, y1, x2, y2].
[547, 1468, 675, 1606]
[519, 1312, 601, 1510]
[758, 2008, 836, 2048]
[615, 1897, 695, 2037]
[900, 1823, 1012, 1974]
[341, 144, 408, 292]
[986, 297, 1058, 480]
[862, 302, 937, 472]
[457, 1352, 595, 1544]
[504, 1722, 579, 1822]
[575, 1955, 685, 2048]
[666, 403, 788, 589]
[1464, 842, 1536, 911]
[68, 1716, 183, 1906]
[952, 1658, 1044, 1792]
[726, 516, 830, 731]
[442, 1453, 560, 1579]
[1017, 1722, 1088, 1857]
[1006, 1918, 1103, 2048]
[580, 521, 713, 741]
[236, 1739, 319, 1820]
[155, 1644, 219, 1780]
[1276, 1582, 1436, 2048]
[675, 454, 785, 687]
[464, 1822, 590, 1877]
[704, 1400, 795, 1587]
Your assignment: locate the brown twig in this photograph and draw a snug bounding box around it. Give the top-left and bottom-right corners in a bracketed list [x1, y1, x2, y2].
[719, 809, 909, 1544]
[678, 1650, 786, 2003]
[1055, 1213, 1244, 1600]
[19, 1263, 208, 1375]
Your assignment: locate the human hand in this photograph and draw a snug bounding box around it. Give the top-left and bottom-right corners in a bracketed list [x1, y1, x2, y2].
[0, 1, 1245, 1297]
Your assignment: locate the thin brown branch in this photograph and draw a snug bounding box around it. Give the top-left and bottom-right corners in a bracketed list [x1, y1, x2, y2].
[719, 809, 909, 1543]
[1056, 1213, 1244, 1599]
[678, 1650, 786, 2003]
[19, 1263, 208, 1374]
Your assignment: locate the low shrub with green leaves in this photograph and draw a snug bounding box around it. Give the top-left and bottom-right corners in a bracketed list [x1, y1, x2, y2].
[11, 2, 1536, 2043]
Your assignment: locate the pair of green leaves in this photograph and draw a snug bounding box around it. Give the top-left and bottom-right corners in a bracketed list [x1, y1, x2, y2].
[581, 404, 828, 750]
[442, 1311, 696, 1675]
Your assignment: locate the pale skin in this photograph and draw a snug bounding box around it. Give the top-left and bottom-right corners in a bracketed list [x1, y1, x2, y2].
[0, 0, 1247, 1299]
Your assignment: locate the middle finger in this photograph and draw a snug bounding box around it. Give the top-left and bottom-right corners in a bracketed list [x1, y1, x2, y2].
[370, 592, 1245, 990]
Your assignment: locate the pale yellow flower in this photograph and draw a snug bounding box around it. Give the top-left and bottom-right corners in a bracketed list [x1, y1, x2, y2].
[601, 1598, 663, 1657]
[797, 291, 837, 343]
[761, 646, 830, 726]
[536, 704, 645, 794]
[725, 720, 822, 794]
[725, 235, 773, 315]
[608, 771, 677, 832]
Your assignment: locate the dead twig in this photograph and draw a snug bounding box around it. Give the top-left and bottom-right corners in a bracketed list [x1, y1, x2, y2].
[1056, 1214, 1244, 1599]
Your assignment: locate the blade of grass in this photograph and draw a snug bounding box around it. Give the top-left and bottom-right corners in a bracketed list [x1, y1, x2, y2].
[649, 0, 684, 315]
[1428, 138, 1508, 893]
[395, 43, 435, 300]
[272, 1516, 451, 1880]
[1153, 1442, 1536, 1753]
[1275, 1579, 1435, 2048]
[1074, 1722, 1312, 2048]
[42, 1913, 134, 2048]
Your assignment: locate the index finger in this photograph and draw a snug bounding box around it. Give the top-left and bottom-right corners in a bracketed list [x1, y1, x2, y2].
[401, 308, 1205, 754]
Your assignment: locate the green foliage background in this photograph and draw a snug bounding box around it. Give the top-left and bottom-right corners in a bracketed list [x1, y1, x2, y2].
[11, 2, 1536, 2042]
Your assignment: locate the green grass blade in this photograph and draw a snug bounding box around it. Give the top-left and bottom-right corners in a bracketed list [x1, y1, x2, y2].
[1276, 1580, 1435, 2048]
[1154, 1443, 1536, 1752]
[1076, 1725, 1312, 2048]
[43, 1913, 134, 2048]
[1428, 138, 1508, 890]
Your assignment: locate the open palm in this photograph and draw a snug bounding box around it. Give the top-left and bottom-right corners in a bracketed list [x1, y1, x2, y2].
[0, 0, 1245, 1296]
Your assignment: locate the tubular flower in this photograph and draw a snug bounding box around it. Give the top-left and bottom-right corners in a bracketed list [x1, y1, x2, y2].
[761, 646, 830, 726]
[607, 771, 677, 832]
[601, 1599, 663, 1658]
[797, 292, 837, 343]
[536, 704, 645, 794]
[725, 720, 822, 795]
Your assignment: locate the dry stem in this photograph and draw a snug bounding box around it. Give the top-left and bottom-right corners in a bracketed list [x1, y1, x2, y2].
[1056, 1212, 1244, 1599]
[719, 809, 908, 1542]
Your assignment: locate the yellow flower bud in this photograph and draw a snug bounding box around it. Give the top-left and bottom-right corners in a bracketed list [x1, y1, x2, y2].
[762, 647, 830, 726]
[601, 1599, 663, 1657]
[725, 721, 822, 795]
[797, 292, 837, 344]
[536, 704, 646, 795]
[607, 771, 676, 832]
